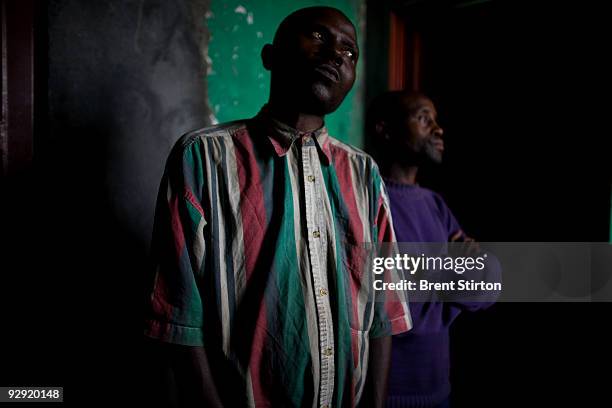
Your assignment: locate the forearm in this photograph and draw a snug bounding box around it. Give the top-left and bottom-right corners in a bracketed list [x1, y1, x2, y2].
[361, 335, 392, 408]
[172, 345, 223, 408]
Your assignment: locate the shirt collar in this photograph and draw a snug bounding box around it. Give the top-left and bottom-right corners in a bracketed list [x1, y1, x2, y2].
[254, 105, 332, 165]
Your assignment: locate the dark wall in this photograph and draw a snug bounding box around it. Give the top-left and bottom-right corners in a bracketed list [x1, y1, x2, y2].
[2, 0, 212, 400]
[49, 0, 212, 399]
[47, 0, 211, 248]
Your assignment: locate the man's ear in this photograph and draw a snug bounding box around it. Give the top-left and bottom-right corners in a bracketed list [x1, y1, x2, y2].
[261, 44, 274, 71]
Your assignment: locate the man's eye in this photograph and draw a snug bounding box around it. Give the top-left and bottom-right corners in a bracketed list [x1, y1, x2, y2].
[312, 31, 323, 40]
[343, 49, 355, 60]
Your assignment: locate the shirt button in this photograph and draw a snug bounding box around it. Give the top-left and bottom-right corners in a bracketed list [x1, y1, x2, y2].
[313, 230, 320, 238]
[324, 348, 333, 356]
[319, 288, 328, 296]
[307, 175, 315, 182]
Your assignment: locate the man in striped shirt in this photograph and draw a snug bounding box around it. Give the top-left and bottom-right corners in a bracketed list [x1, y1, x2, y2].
[144, 7, 412, 407]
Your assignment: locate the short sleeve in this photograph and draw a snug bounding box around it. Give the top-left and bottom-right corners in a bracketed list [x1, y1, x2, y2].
[144, 136, 208, 346]
[368, 163, 413, 338]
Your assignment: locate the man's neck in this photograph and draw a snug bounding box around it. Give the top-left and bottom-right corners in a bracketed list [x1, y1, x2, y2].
[267, 101, 324, 133]
[385, 163, 418, 185]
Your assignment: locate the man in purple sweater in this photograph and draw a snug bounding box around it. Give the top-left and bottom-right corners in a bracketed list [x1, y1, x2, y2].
[367, 91, 494, 407]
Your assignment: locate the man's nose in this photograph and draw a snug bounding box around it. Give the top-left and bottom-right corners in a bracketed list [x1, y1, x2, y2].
[433, 124, 444, 137]
[324, 44, 343, 67]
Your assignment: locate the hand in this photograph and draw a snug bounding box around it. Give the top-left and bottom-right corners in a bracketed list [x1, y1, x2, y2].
[450, 230, 480, 256]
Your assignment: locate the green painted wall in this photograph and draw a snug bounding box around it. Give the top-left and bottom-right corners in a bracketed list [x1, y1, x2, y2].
[206, 0, 366, 147]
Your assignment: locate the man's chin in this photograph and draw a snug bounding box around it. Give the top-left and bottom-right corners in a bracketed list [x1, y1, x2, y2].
[309, 83, 343, 114]
[423, 146, 443, 164]
[429, 153, 443, 164]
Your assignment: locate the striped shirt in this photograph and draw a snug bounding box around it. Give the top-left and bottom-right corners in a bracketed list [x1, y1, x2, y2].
[145, 107, 412, 407]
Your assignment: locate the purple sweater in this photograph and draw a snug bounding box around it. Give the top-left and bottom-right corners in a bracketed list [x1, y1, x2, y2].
[384, 180, 491, 408]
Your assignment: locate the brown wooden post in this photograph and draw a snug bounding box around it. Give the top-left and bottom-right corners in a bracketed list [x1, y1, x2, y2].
[1, 0, 35, 177]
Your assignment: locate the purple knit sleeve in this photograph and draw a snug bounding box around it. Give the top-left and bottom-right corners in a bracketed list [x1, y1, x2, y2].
[431, 193, 500, 312]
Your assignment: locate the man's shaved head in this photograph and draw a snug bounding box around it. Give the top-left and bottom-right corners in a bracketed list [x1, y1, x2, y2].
[367, 91, 445, 167]
[272, 7, 355, 48]
[262, 7, 359, 116]
[367, 91, 431, 137]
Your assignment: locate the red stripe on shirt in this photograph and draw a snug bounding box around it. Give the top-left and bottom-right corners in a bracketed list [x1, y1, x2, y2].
[233, 128, 271, 405]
